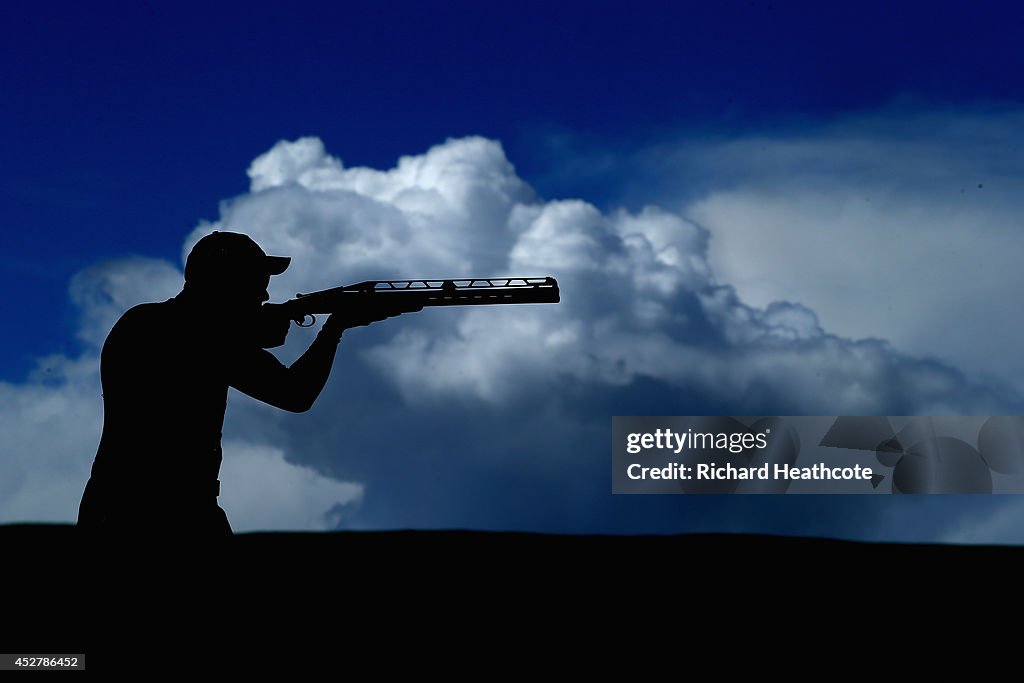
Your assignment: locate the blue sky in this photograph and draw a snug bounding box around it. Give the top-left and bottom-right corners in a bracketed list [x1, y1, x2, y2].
[5, 0, 1022, 375]
[3, 1, 1024, 538]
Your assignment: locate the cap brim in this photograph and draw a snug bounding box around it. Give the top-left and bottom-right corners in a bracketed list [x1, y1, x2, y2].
[265, 255, 291, 275]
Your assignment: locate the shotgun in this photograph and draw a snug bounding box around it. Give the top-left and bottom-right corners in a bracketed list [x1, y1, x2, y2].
[259, 277, 560, 346]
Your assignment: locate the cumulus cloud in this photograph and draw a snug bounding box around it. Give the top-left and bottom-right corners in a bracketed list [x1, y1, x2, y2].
[650, 107, 1024, 389]
[0, 353, 101, 523]
[200, 134, 1010, 416]
[3, 123, 1023, 538]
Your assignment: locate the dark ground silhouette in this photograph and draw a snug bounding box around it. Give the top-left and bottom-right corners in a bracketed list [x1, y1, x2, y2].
[5, 523, 1014, 670]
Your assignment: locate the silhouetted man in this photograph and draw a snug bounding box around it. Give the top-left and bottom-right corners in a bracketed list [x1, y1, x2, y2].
[77, 231, 414, 541]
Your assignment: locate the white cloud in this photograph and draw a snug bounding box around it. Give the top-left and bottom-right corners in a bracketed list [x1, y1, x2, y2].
[218, 439, 363, 532]
[163, 134, 1024, 416]
[189, 135, 536, 295]
[677, 108, 1024, 387]
[0, 354, 100, 523]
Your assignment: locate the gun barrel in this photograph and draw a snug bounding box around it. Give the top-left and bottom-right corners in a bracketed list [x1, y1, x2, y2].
[278, 276, 559, 321]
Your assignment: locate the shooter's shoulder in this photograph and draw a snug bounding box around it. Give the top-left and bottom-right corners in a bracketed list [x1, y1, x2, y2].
[106, 299, 178, 342]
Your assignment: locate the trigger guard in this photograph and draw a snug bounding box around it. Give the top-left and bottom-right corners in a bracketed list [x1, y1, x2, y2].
[296, 314, 316, 328]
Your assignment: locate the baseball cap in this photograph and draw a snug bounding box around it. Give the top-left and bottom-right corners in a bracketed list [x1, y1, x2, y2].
[184, 231, 290, 285]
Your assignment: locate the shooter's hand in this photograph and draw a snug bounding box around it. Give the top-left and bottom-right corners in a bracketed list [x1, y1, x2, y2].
[258, 303, 293, 349]
[323, 301, 423, 336]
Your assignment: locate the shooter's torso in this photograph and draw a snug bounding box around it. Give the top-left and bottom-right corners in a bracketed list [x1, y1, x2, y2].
[90, 297, 237, 502]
